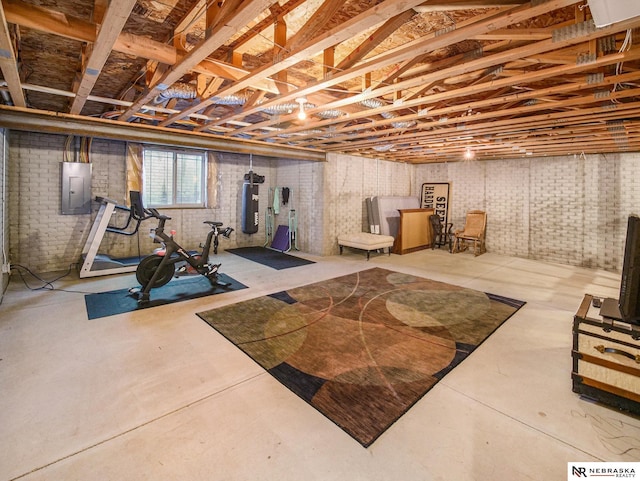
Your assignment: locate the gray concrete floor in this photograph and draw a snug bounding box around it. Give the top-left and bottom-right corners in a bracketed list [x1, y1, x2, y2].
[1, 248, 638, 481]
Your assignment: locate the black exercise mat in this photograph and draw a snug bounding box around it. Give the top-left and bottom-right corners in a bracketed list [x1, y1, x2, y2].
[226, 246, 315, 270]
[85, 274, 247, 320]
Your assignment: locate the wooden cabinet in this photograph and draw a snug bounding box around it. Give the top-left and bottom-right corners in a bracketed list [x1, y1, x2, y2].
[572, 295, 640, 415]
[394, 208, 434, 255]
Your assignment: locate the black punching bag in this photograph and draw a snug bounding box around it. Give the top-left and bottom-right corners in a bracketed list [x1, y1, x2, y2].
[241, 172, 259, 234]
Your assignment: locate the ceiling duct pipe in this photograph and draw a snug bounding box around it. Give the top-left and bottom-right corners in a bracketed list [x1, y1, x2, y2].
[209, 94, 247, 105]
[153, 82, 247, 106]
[154, 82, 197, 104]
[0, 90, 13, 106]
[359, 97, 416, 129]
[260, 101, 316, 115]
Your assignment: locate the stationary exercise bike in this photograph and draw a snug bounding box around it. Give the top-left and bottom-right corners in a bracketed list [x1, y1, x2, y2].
[130, 208, 233, 304]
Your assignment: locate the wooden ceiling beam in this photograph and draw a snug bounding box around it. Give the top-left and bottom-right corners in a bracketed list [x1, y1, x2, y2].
[3, 0, 176, 64]
[194, 60, 279, 94]
[217, 0, 581, 137]
[320, 90, 639, 152]
[398, 123, 640, 154]
[322, 111, 640, 155]
[413, 0, 526, 12]
[226, 0, 308, 51]
[391, 131, 640, 159]
[335, 9, 417, 72]
[173, 0, 205, 37]
[161, 0, 431, 128]
[203, 6, 518, 131]
[470, 28, 552, 41]
[1, 0, 279, 94]
[494, 133, 640, 150]
[92, 0, 108, 23]
[398, 38, 516, 80]
[69, 0, 137, 115]
[328, 103, 640, 153]
[205, 0, 224, 32]
[3, 0, 640, 163]
[0, 0, 25, 107]
[273, 15, 288, 93]
[0, 105, 325, 161]
[251, 21, 640, 142]
[285, 0, 343, 52]
[118, 0, 279, 121]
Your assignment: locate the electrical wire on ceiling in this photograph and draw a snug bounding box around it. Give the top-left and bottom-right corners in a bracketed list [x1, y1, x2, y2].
[612, 28, 633, 98]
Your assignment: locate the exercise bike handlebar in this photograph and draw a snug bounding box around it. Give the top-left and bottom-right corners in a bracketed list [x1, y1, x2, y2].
[147, 208, 171, 221]
[146, 208, 172, 237]
[146, 208, 231, 244]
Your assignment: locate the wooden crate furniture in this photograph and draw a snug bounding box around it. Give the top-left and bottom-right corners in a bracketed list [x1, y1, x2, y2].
[337, 233, 395, 260]
[572, 294, 640, 415]
[394, 208, 435, 254]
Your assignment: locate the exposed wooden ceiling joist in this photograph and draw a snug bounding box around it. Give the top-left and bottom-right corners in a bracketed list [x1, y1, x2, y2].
[0, 0, 638, 163]
[0, 104, 325, 160]
[191, 0, 580, 133]
[0, 0, 24, 107]
[118, 0, 279, 121]
[69, 0, 137, 114]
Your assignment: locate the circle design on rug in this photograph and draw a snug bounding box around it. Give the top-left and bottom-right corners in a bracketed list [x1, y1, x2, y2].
[385, 288, 491, 327]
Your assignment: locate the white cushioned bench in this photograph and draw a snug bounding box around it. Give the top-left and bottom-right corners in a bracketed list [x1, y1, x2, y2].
[337, 233, 395, 260]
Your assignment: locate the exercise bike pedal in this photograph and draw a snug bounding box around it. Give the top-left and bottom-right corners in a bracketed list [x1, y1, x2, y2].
[136, 291, 150, 304]
[128, 287, 150, 304]
[205, 263, 221, 275]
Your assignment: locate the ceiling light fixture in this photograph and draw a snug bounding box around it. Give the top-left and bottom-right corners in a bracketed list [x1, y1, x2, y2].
[296, 97, 307, 120]
[464, 147, 474, 160]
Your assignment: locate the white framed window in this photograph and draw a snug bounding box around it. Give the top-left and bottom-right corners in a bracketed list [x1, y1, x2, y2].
[142, 147, 206, 208]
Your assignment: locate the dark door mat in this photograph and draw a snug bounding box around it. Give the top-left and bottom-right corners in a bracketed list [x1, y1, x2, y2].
[227, 246, 315, 270]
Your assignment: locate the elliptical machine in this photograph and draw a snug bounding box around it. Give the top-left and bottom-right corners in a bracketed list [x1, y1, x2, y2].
[131, 208, 233, 304]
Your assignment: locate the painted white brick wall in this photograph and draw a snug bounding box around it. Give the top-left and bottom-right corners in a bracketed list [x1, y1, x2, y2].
[274, 158, 324, 254]
[484, 160, 530, 257]
[324, 153, 417, 255]
[9, 132, 95, 273]
[7, 131, 640, 272]
[7, 134, 278, 273]
[416, 153, 640, 271]
[529, 156, 584, 265]
[212, 152, 275, 248]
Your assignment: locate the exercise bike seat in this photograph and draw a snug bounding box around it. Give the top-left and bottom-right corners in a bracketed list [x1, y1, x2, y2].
[204, 221, 223, 227]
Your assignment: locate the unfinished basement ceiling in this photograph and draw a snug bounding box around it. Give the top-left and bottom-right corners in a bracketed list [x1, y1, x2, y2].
[1, 0, 640, 163]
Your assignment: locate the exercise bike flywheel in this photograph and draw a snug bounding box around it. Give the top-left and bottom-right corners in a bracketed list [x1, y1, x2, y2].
[136, 254, 175, 288]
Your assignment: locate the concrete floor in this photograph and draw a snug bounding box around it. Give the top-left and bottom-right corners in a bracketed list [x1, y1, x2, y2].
[1, 248, 639, 481]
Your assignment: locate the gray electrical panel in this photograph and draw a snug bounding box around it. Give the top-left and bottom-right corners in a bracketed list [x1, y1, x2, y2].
[61, 162, 92, 215]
